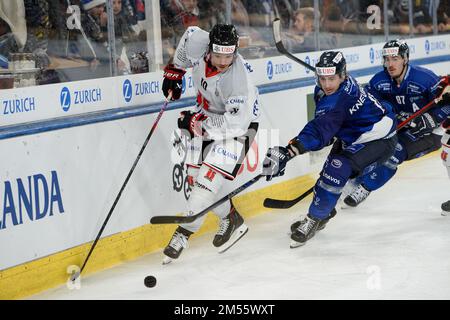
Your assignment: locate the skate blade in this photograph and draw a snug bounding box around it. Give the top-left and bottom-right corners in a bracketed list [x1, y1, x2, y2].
[162, 256, 174, 265]
[290, 240, 306, 249]
[218, 224, 249, 254]
[441, 211, 449, 217]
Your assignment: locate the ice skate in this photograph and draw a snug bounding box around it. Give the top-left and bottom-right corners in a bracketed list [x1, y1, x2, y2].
[162, 226, 193, 264]
[290, 208, 337, 234]
[343, 184, 371, 207]
[213, 205, 248, 254]
[290, 214, 321, 248]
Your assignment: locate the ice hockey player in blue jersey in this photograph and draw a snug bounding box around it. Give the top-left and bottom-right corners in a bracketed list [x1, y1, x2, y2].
[262, 51, 398, 248]
[344, 40, 450, 208]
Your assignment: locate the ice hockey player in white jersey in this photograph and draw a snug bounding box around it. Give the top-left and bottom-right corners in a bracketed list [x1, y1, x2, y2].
[161, 24, 260, 264]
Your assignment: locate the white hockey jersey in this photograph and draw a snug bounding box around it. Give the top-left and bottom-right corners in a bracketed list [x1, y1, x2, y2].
[173, 27, 260, 141]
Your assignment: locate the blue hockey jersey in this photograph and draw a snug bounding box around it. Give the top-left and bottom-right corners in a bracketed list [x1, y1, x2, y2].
[294, 76, 396, 151]
[367, 65, 450, 123]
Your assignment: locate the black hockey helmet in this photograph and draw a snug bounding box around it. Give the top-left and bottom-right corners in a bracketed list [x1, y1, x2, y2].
[209, 24, 239, 55]
[382, 39, 409, 61]
[315, 51, 347, 78]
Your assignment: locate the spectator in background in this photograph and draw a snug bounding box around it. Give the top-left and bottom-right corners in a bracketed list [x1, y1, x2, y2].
[78, 0, 110, 74]
[284, 7, 337, 52]
[387, 0, 434, 34]
[272, 0, 309, 29]
[0, 17, 16, 68]
[284, 7, 316, 52]
[437, 0, 450, 33]
[23, 0, 52, 69]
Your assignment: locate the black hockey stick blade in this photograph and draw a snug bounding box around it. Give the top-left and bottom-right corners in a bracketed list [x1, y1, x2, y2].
[272, 18, 316, 72]
[150, 174, 264, 224]
[263, 186, 314, 209]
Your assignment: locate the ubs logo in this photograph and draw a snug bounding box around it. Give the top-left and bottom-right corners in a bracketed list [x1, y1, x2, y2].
[60, 87, 71, 112]
[267, 61, 274, 80]
[123, 79, 132, 103]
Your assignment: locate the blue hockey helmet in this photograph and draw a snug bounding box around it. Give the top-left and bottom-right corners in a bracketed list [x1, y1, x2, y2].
[382, 39, 409, 61]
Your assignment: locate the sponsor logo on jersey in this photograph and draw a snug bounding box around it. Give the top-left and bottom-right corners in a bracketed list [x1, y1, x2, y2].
[212, 145, 238, 161]
[378, 82, 391, 92]
[2, 97, 36, 115]
[227, 97, 245, 105]
[331, 159, 342, 169]
[0, 171, 64, 230]
[407, 83, 422, 94]
[323, 172, 341, 185]
[60, 86, 102, 112]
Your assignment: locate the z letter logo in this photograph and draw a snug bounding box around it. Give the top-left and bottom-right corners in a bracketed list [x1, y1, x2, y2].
[60, 87, 71, 112]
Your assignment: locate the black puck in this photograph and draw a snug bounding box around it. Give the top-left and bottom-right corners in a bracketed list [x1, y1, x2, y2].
[144, 275, 157, 288]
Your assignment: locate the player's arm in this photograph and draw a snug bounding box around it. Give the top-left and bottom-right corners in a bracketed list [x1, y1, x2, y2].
[173, 26, 209, 69]
[290, 106, 345, 154]
[263, 102, 345, 181]
[163, 27, 209, 101]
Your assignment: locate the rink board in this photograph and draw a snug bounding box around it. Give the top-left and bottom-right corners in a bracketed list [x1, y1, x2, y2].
[0, 35, 449, 299]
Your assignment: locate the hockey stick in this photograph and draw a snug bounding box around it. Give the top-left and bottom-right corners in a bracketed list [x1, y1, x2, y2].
[272, 18, 316, 72]
[263, 79, 450, 210]
[71, 95, 171, 281]
[263, 186, 314, 209]
[150, 174, 264, 224]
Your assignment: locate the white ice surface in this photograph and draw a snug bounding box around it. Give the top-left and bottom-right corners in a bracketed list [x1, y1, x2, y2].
[30, 153, 450, 300]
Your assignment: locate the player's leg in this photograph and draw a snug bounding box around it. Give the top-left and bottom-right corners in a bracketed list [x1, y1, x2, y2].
[163, 164, 227, 263]
[345, 133, 441, 207]
[290, 153, 352, 248]
[290, 136, 397, 248]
